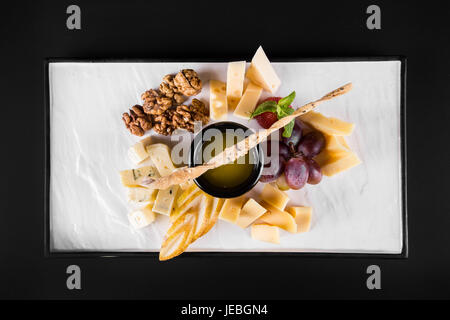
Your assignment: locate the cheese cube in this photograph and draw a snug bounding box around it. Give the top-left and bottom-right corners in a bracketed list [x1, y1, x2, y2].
[209, 80, 228, 120]
[146, 144, 176, 177]
[128, 136, 152, 164]
[219, 196, 246, 223]
[119, 166, 159, 187]
[233, 82, 263, 119]
[286, 206, 312, 233]
[128, 204, 156, 229]
[324, 134, 350, 153]
[152, 185, 179, 216]
[251, 224, 280, 244]
[246, 46, 281, 93]
[300, 111, 355, 136]
[258, 201, 297, 233]
[226, 61, 246, 110]
[319, 151, 361, 177]
[127, 187, 158, 203]
[260, 183, 289, 211]
[236, 198, 267, 228]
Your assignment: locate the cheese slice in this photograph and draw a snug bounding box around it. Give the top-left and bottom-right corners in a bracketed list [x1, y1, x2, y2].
[246, 46, 281, 93]
[128, 204, 156, 229]
[219, 196, 246, 223]
[251, 224, 280, 244]
[128, 136, 153, 164]
[324, 134, 350, 153]
[127, 187, 158, 203]
[258, 201, 297, 233]
[119, 166, 159, 187]
[300, 111, 355, 136]
[319, 151, 361, 177]
[209, 80, 228, 120]
[286, 206, 312, 233]
[260, 183, 289, 211]
[233, 82, 263, 119]
[236, 198, 267, 228]
[226, 61, 246, 110]
[146, 143, 176, 177]
[152, 185, 178, 216]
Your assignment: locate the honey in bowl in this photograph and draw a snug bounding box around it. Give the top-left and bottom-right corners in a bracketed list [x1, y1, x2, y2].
[189, 121, 263, 198]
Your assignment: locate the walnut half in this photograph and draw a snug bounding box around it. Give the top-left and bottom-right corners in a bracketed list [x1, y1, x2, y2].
[174, 69, 202, 96]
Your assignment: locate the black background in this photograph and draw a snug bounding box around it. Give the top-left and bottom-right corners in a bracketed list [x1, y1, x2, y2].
[1, 0, 449, 300]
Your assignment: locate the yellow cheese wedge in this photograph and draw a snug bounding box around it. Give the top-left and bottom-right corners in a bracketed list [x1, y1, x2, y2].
[119, 166, 159, 187]
[320, 151, 361, 177]
[128, 203, 156, 229]
[233, 82, 263, 119]
[226, 61, 246, 110]
[324, 134, 350, 153]
[246, 46, 281, 93]
[251, 224, 280, 244]
[258, 201, 297, 233]
[209, 80, 228, 120]
[219, 196, 246, 223]
[260, 183, 289, 211]
[236, 198, 267, 228]
[127, 187, 158, 203]
[300, 111, 355, 136]
[128, 136, 152, 164]
[146, 143, 176, 177]
[286, 206, 312, 233]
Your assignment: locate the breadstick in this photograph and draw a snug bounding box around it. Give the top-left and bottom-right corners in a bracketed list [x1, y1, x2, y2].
[141, 83, 352, 189]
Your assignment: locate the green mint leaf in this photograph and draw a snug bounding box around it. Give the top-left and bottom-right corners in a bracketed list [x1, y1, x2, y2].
[282, 120, 295, 138]
[277, 91, 296, 109]
[276, 104, 294, 119]
[249, 100, 278, 118]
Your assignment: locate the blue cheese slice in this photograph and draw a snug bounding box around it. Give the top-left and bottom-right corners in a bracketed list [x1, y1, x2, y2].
[152, 185, 179, 216]
[119, 166, 159, 187]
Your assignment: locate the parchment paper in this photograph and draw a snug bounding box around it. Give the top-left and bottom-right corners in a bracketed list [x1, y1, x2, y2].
[49, 61, 403, 253]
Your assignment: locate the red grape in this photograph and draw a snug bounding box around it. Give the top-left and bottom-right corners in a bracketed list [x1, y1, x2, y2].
[297, 131, 325, 158]
[284, 157, 309, 190]
[306, 159, 323, 185]
[279, 142, 291, 160]
[281, 122, 302, 148]
[260, 156, 285, 183]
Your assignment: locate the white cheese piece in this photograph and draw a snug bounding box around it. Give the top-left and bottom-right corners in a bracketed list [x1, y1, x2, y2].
[226, 61, 246, 110]
[209, 80, 228, 120]
[146, 143, 176, 177]
[233, 82, 263, 119]
[128, 136, 152, 164]
[127, 187, 158, 203]
[251, 224, 280, 244]
[246, 46, 281, 93]
[152, 185, 179, 216]
[119, 166, 159, 187]
[128, 204, 156, 229]
[236, 198, 267, 228]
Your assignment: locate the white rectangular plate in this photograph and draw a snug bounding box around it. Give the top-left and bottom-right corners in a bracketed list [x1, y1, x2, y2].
[48, 60, 404, 254]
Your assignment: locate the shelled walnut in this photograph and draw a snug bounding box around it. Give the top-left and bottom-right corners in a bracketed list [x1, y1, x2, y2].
[123, 68, 206, 136]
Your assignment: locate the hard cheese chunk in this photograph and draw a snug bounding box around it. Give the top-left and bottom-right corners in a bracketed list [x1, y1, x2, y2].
[318, 151, 361, 177]
[128, 204, 156, 229]
[127, 187, 158, 203]
[128, 136, 152, 164]
[226, 61, 246, 110]
[219, 196, 246, 223]
[233, 82, 263, 119]
[146, 143, 176, 177]
[286, 206, 312, 233]
[258, 201, 297, 233]
[260, 183, 289, 211]
[119, 166, 159, 187]
[246, 46, 281, 93]
[152, 185, 178, 216]
[236, 198, 267, 228]
[209, 80, 228, 120]
[251, 224, 280, 244]
[300, 111, 355, 136]
[324, 134, 350, 153]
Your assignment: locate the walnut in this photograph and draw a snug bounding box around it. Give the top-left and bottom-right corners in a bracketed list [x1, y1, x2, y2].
[174, 69, 202, 96]
[160, 75, 186, 104]
[122, 105, 152, 136]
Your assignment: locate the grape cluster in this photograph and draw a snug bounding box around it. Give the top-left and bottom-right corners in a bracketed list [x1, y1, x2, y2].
[260, 120, 326, 190]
